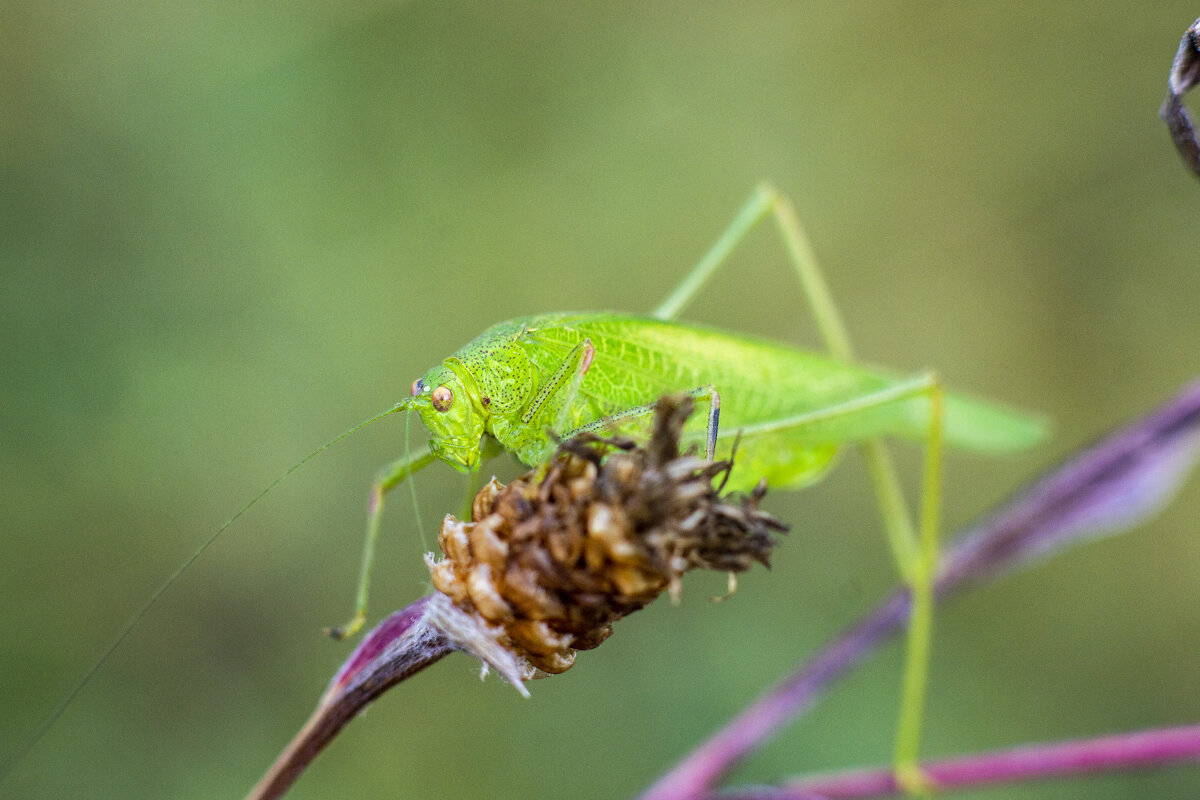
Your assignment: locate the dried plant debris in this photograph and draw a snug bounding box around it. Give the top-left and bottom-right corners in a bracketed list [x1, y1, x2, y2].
[426, 394, 787, 686]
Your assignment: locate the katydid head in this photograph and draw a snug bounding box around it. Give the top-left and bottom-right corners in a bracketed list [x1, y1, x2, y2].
[411, 363, 486, 472]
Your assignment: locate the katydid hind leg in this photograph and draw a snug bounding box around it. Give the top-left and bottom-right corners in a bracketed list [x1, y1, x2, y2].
[652, 185, 777, 323]
[733, 374, 945, 789]
[326, 447, 437, 641]
[651, 182, 852, 361]
[654, 186, 943, 792]
[892, 375, 944, 793]
[762, 192, 942, 790]
[650, 185, 923, 571]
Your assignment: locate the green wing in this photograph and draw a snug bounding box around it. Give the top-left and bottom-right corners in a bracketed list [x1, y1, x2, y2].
[512, 313, 1046, 490]
[938, 391, 1047, 452]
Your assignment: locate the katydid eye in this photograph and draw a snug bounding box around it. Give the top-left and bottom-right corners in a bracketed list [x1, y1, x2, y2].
[411, 379, 423, 397]
[431, 385, 454, 412]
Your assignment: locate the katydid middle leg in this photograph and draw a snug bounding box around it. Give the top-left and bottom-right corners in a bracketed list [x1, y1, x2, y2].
[566, 385, 722, 461]
[521, 338, 596, 438]
[654, 183, 945, 791]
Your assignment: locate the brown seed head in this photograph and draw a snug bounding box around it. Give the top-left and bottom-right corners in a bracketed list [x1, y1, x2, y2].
[427, 395, 787, 679]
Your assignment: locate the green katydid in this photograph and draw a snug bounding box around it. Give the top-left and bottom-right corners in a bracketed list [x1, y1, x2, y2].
[323, 183, 1043, 789]
[5, 184, 1043, 791]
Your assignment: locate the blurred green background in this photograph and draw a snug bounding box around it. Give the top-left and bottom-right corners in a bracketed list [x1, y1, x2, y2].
[5, 3, 1200, 798]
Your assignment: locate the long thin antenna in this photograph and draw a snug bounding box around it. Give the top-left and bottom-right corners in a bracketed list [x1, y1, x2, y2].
[1, 401, 408, 779]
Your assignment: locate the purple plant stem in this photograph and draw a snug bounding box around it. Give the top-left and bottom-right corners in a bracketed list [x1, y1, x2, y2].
[641, 378, 1200, 800]
[711, 724, 1200, 799]
[639, 590, 913, 800]
[246, 597, 453, 800]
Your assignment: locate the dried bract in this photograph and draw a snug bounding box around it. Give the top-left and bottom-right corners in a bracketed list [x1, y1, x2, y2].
[426, 395, 787, 684]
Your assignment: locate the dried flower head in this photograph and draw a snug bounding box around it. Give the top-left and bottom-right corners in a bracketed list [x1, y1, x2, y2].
[425, 394, 787, 686]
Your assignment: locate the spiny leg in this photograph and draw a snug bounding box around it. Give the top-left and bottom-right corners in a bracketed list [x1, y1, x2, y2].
[520, 333, 723, 463]
[326, 447, 438, 640]
[656, 184, 942, 792]
[567, 385, 721, 461]
[520, 338, 595, 435]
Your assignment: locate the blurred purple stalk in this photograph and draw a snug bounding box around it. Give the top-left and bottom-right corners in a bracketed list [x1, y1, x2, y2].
[641, 378, 1200, 800]
[712, 724, 1200, 799]
[246, 597, 453, 800]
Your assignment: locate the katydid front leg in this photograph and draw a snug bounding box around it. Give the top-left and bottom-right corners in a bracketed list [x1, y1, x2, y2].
[326, 447, 437, 640]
